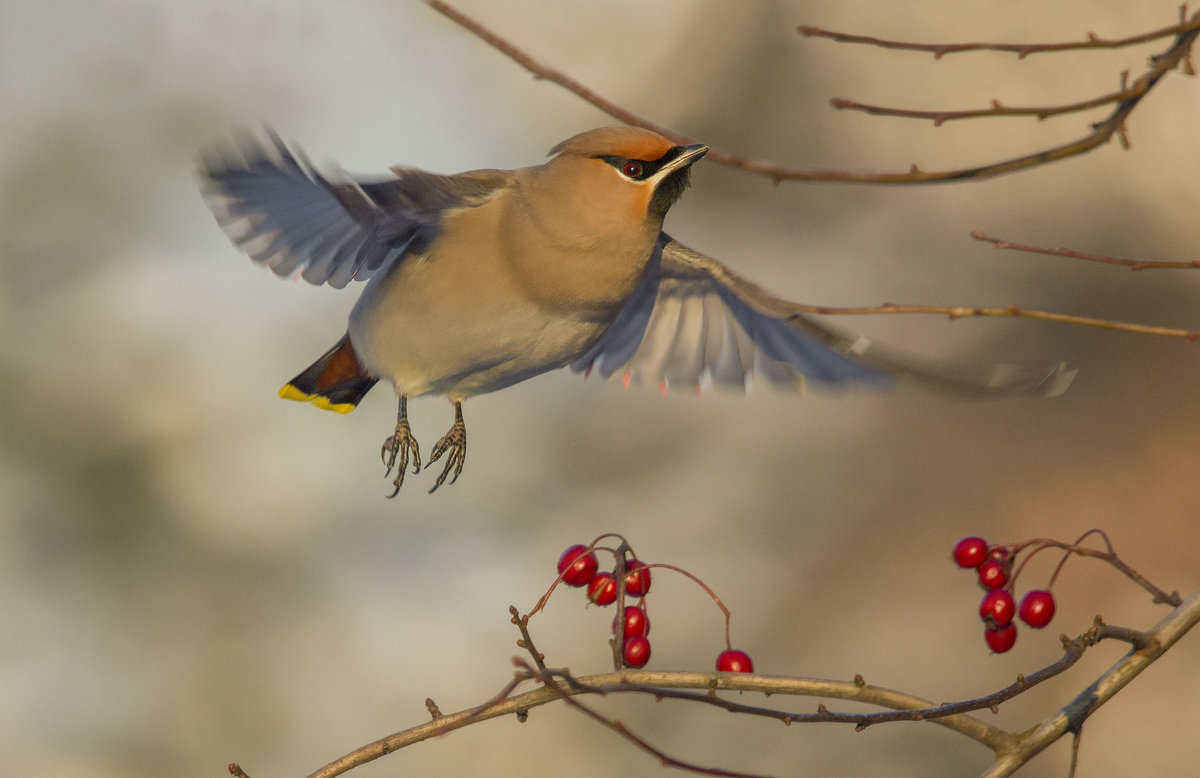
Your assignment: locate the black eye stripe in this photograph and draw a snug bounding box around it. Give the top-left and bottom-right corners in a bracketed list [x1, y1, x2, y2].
[599, 155, 659, 180]
[596, 144, 690, 180]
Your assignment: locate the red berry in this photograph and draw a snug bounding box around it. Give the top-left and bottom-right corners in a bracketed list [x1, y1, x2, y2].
[587, 573, 617, 605]
[988, 546, 1011, 564]
[953, 537, 988, 568]
[716, 649, 754, 673]
[985, 623, 1017, 653]
[624, 559, 652, 597]
[557, 544, 599, 587]
[977, 559, 1008, 589]
[623, 635, 651, 668]
[1018, 590, 1056, 628]
[612, 605, 649, 637]
[979, 589, 1015, 626]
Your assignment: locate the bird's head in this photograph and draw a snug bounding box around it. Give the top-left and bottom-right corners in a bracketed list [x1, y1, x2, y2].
[541, 126, 708, 232]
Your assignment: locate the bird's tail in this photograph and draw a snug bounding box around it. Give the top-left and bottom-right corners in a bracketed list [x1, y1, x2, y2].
[278, 334, 379, 414]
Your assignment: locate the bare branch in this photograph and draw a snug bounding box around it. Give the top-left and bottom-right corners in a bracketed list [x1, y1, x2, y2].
[427, 1, 1200, 184]
[982, 589, 1200, 777]
[799, 15, 1200, 58]
[831, 82, 1146, 125]
[973, 231, 1200, 270]
[527, 661, 773, 778]
[793, 302, 1200, 342]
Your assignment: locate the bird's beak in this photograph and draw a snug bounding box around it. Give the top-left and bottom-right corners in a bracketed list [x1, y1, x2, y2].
[659, 143, 709, 176]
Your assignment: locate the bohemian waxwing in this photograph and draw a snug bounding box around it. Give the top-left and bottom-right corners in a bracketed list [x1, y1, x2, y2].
[199, 126, 1074, 495]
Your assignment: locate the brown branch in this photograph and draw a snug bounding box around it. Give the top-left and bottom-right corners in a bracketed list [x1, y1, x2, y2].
[982, 588, 1200, 777]
[792, 302, 1200, 342]
[527, 661, 772, 778]
[427, 1, 1200, 184]
[303, 588, 1200, 777]
[831, 81, 1143, 125]
[1004, 535, 1183, 607]
[799, 13, 1200, 58]
[973, 231, 1200, 270]
[510, 605, 547, 671]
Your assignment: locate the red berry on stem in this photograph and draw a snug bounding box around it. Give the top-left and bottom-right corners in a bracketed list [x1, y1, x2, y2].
[623, 635, 651, 668]
[985, 623, 1018, 653]
[613, 605, 649, 637]
[977, 559, 1008, 589]
[1019, 590, 1056, 628]
[988, 546, 1010, 564]
[716, 649, 754, 673]
[953, 537, 988, 568]
[624, 559, 652, 597]
[979, 589, 1016, 626]
[587, 573, 617, 605]
[557, 544, 599, 587]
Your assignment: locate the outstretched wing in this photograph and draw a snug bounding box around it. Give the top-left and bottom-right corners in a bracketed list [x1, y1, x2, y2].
[571, 235, 1075, 396]
[198, 128, 510, 288]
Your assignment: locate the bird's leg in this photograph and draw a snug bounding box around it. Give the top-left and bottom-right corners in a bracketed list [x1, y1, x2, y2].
[381, 395, 421, 497]
[427, 401, 467, 493]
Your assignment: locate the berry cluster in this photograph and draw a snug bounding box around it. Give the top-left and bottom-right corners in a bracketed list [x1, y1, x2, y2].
[554, 542, 755, 673]
[953, 536, 1057, 654]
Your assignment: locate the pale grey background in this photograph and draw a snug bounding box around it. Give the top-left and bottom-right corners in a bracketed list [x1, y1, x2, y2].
[2, 1, 1198, 776]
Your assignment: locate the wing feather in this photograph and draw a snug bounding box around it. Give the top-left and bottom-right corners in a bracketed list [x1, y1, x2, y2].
[198, 128, 510, 288]
[572, 235, 1075, 398]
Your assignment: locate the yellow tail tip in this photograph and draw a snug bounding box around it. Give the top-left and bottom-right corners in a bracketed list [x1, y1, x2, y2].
[278, 384, 357, 414]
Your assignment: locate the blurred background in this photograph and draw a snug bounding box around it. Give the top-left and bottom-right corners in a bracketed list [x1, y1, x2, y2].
[3, 1, 1198, 776]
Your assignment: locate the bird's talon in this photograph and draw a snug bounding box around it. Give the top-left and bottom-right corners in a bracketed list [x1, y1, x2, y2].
[427, 404, 466, 493]
[381, 396, 420, 495]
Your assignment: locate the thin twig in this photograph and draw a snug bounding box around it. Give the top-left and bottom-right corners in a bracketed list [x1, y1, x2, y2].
[526, 661, 772, 778]
[793, 302, 1200, 342]
[510, 605, 547, 672]
[427, 1, 1200, 184]
[1004, 536, 1182, 607]
[799, 13, 1200, 58]
[303, 588, 1200, 778]
[831, 82, 1145, 124]
[973, 231, 1200, 270]
[982, 589, 1200, 777]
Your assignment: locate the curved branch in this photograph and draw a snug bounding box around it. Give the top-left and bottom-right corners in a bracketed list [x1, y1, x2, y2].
[982, 589, 1200, 777]
[427, 1, 1200, 184]
[798, 13, 1200, 58]
[304, 586, 1199, 778]
[793, 302, 1200, 342]
[972, 231, 1200, 270]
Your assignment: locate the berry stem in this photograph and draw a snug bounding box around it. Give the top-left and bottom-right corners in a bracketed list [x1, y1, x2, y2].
[1001, 532, 1180, 607]
[526, 542, 621, 619]
[643, 562, 734, 650]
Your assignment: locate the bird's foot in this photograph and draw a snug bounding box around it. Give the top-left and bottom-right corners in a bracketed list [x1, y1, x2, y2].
[427, 403, 466, 493]
[381, 398, 421, 497]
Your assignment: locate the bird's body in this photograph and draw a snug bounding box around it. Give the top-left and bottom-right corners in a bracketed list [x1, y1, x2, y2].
[199, 126, 1073, 494]
[349, 150, 657, 401]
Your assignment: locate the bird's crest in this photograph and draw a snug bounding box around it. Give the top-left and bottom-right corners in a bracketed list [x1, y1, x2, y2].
[549, 126, 678, 162]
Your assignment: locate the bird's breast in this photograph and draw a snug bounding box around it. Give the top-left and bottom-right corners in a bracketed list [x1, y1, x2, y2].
[346, 199, 645, 400]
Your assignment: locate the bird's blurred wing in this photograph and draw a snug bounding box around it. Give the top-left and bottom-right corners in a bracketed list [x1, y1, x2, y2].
[198, 128, 510, 289]
[571, 236, 1075, 397]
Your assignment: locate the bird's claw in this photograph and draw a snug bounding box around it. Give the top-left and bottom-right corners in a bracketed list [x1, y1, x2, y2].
[381, 418, 421, 498]
[427, 414, 466, 493]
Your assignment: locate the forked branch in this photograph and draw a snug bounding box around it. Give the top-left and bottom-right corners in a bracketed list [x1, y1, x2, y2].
[427, 1, 1199, 183]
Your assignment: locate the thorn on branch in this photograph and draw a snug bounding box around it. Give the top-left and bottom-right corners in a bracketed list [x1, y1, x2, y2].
[426, 698, 443, 720]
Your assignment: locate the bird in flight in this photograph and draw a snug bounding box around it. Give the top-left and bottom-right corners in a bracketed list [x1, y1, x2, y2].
[199, 126, 1072, 495]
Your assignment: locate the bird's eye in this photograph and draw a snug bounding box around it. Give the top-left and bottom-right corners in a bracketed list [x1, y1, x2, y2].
[622, 161, 644, 178]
